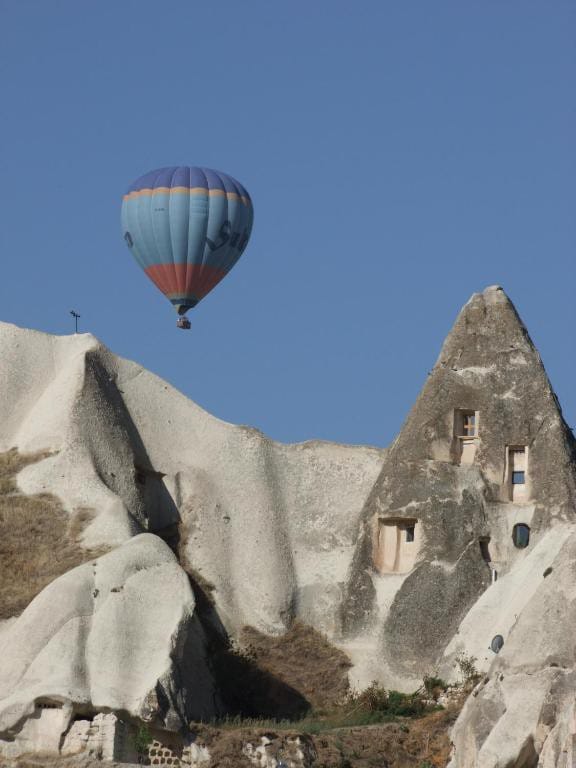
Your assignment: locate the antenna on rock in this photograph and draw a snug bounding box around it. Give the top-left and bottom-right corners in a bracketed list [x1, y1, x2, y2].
[70, 310, 81, 334]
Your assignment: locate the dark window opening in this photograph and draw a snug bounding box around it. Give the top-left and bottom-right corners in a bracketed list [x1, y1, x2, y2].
[512, 471, 525, 485]
[405, 525, 415, 542]
[479, 539, 491, 563]
[512, 523, 530, 549]
[490, 634, 504, 653]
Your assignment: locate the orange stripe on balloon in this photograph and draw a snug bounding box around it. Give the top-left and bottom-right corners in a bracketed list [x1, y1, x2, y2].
[144, 263, 228, 301]
[123, 187, 250, 206]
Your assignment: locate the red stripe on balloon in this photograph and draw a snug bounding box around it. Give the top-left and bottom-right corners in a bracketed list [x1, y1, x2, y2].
[144, 263, 228, 300]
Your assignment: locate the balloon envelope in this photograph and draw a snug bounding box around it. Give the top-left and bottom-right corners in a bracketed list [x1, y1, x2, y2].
[121, 166, 253, 315]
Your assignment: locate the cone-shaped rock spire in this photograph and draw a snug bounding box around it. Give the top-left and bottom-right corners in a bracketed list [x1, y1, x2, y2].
[341, 286, 576, 684]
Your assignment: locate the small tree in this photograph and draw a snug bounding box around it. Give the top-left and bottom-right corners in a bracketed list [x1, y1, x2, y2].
[454, 652, 480, 686]
[134, 723, 153, 760]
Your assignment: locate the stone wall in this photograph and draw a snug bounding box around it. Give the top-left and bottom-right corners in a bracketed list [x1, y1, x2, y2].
[0, 701, 70, 759]
[0, 709, 137, 763]
[62, 713, 137, 762]
[0, 710, 214, 766]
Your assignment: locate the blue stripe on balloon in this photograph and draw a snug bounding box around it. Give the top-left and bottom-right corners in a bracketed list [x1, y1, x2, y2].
[125, 166, 252, 202]
[123, 194, 252, 269]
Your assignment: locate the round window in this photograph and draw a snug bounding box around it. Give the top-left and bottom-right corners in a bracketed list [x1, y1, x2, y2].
[512, 523, 530, 549]
[491, 634, 504, 653]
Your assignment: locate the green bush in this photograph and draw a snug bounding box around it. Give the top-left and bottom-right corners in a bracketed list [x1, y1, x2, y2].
[134, 723, 153, 755]
[423, 675, 448, 700]
[347, 681, 427, 718]
[350, 681, 389, 712]
[386, 689, 426, 717]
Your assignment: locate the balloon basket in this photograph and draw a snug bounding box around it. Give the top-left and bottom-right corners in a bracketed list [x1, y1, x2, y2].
[176, 317, 191, 330]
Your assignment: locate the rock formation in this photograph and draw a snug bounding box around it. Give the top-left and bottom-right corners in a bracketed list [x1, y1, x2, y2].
[0, 315, 384, 761]
[0, 534, 216, 756]
[0, 319, 384, 636]
[449, 530, 576, 767]
[341, 286, 576, 694]
[0, 285, 574, 766]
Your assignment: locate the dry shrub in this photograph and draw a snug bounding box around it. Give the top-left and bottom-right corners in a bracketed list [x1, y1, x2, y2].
[198, 621, 352, 721]
[195, 706, 459, 768]
[240, 621, 352, 712]
[0, 448, 106, 619]
[0, 448, 48, 495]
[310, 707, 457, 768]
[195, 730, 255, 768]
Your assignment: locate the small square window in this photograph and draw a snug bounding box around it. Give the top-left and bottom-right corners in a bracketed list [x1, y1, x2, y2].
[512, 471, 525, 485]
[405, 525, 415, 542]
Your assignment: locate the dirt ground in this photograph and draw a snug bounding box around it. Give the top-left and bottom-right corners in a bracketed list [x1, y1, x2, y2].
[196, 705, 459, 767]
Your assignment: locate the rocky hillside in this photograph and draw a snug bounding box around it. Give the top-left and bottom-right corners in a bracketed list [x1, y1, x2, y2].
[0, 285, 575, 767]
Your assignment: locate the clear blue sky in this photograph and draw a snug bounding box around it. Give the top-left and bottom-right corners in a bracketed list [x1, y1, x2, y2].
[1, 1, 574, 446]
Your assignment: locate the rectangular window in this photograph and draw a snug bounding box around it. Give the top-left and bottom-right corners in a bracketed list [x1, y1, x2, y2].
[455, 410, 478, 438]
[374, 519, 418, 573]
[508, 446, 528, 501]
[463, 413, 476, 436]
[511, 448, 525, 464]
[454, 410, 479, 465]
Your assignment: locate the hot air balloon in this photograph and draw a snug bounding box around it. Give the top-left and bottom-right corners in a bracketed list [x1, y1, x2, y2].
[121, 166, 253, 329]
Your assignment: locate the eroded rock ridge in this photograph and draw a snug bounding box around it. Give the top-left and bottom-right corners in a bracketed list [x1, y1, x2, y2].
[0, 285, 574, 767]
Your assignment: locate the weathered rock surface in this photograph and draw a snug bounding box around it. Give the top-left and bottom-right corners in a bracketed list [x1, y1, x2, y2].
[0, 321, 384, 637]
[339, 286, 576, 695]
[0, 533, 216, 751]
[449, 527, 576, 767]
[0, 285, 575, 767]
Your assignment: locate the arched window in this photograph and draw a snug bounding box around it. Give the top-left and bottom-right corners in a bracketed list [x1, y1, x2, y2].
[512, 523, 530, 549]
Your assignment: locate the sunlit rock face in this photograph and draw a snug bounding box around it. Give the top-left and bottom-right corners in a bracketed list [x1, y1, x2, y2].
[0, 534, 217, 743]
[448, 528, 576, 768]
[340, 286, 576, 694]
[0, 319, 385, 639]
[0, 285, 575, 767]
[0, 316, 385, 759]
